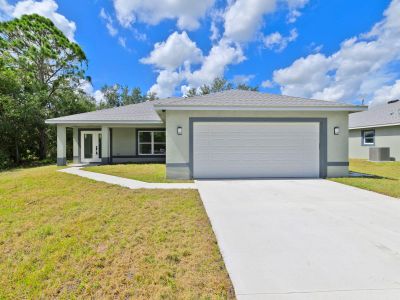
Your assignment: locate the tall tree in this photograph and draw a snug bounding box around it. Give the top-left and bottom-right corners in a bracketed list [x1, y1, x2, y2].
[0, 14, 91, 160]
[98, 85, 155, 108]
[100, 84, 122, 108]
[0, 60, 37, 165]
[0, 14, 94, 166]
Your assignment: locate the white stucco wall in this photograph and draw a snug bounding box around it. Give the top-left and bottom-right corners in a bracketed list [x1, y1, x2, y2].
[349, 125, 400, 161]
[166, 110, 350, 178]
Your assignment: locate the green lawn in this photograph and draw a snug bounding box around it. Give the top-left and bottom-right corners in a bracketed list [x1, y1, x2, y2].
[82, 164, 193, 183]
[0, 166, 233, 299]
[330, 159, 400, 198]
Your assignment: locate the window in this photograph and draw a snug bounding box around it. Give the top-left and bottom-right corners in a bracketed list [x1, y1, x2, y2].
[362, 130, 375, 146]
[84, 134, 93, 159]
[138, 130, 166, 155]
[98, 133, 102, 158]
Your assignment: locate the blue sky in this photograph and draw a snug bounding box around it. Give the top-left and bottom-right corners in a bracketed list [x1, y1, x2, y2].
[1, 0, 399, 105]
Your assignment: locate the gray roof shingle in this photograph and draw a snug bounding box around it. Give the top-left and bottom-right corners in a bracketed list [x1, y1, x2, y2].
[46, 90, 365, 124]
[46, 98, 176, 124]
[153, 90, 364, 109]
[349, 101, 400, 128]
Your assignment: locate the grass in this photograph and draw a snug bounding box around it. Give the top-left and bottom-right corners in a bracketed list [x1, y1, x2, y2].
[82, 164, 193, 183]
[0, 166, 233, 299]
[330, 159, 400, 198]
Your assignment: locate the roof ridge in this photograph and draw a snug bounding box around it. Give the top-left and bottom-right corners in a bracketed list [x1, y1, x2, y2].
[158, 89, 355, 105]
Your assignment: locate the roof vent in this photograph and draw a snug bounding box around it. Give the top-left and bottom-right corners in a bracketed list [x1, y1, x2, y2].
[388, 99, 399, 104]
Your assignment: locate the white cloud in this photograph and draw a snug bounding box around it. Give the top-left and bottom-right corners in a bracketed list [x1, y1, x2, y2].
[79, 80, 105, 104]
[263, 28, 298, 52]
[232, 74, 255, 85]
[273, 0, 400, 104]
[223, 0, 276, 43]
[210, 21, 220, 42]
[0, 0, 12, 18]
[285, 0, 309, 23]
[100, 8, 118, 37]
[186, 39, 245, 87]
[93, 90, 106, 104]
[148, 70, 184, 98]
[113, 0, 215, 30]
[311, 43, 323, 53]
[140, 31, 203, 70]
[139, 0, 310, 97]
[371, 80, 400, 106]
[118, 37, 127, 48]
[261, 79, 274, 88]
[0, 0, 76, 41]
[131, 27, 147, 42]
[222, 0, 307, 43]
[286, 9, 301, 23]
[142, 32, 245, 98]
[99, 7, 144, 49]
[209, 8, 224, 42]
[273, 53, 333, 97]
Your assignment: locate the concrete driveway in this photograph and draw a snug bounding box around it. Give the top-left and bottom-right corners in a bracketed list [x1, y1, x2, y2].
[196, 179, 400, 299]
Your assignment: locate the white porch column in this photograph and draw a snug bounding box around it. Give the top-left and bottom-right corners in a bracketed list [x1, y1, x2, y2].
[57, 125, 67, 166]
[72, 128, 79, 163]
[101, 126, 110, 164]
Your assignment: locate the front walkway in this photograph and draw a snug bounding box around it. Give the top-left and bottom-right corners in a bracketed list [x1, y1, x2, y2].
[197, 179, 400, 299]
[59, 167, 197, 189]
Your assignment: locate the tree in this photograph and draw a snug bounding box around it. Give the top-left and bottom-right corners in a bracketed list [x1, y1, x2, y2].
[100, 84, 122, 108]
[0, 62, 37, 165]
[0, 14, 91, 160]
[98, 85, 156, 108]
[199, 78, 233, 95]
[186, 87, 198, 97]
[145, 91, 158, 101]
[237, 83, 259, 91]
[187, 77, 258, 97]
[129, 87, 145, 104]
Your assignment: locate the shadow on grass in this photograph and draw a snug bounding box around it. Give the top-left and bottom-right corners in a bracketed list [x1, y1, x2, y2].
[344, 171, 398, 181]
[0, 159, 57, 173]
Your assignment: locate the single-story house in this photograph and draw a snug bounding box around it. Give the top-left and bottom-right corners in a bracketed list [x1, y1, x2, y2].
[46, 90, 365, 179]
[349, 100, 400, 161]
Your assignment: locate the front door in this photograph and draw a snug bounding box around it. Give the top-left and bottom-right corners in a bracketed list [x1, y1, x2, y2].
[81, 131, 102, 163]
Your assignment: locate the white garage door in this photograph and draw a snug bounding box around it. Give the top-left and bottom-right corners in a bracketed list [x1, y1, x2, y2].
[193, 122, 320, 178]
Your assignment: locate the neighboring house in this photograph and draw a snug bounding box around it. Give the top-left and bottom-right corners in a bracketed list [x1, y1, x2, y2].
[349, 100, 400, 161]
[46, 90, 365, 179]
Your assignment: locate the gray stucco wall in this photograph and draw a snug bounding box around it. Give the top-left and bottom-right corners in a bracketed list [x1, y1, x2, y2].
[112, 128, 136, 156]
[111, 126, 165, 163]
[166, 110, 350, 179]
[349, 125, 400, 161]
[72, 126, 165, 164]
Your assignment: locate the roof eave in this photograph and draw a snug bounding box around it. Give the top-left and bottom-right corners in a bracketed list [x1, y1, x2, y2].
[349, 122, 400, 130]
[153, 105, 367, 112]
[45, 119, 164, 125]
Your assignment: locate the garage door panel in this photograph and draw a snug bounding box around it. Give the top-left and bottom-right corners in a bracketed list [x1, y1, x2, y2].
[193, 122, 320, 178]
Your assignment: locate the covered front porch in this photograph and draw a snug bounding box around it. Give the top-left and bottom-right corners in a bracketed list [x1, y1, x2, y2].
[56, 125, 166, 166]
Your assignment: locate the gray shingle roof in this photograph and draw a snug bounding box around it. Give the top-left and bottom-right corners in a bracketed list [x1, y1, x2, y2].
[46, 99, 175, 124]
[46, 90, 365, 124]
[154, 90, 364, 109]
[349, 101, 400, 129]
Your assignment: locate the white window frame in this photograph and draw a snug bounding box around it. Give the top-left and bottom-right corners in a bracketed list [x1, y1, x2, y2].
[362, 129, 375, 146]
[137, 130, 166, 156]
